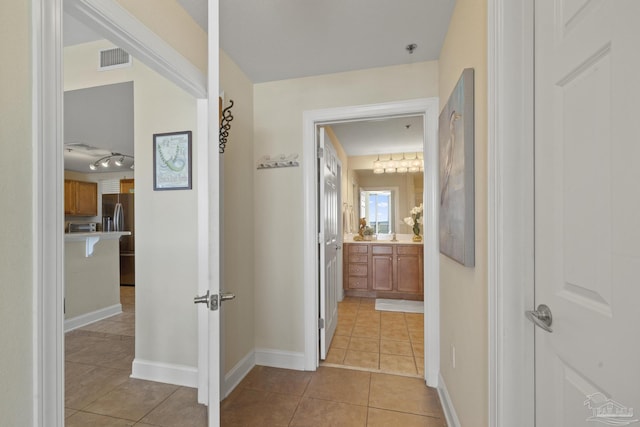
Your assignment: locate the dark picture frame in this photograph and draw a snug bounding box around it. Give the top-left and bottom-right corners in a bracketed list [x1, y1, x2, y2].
[153, 130, 192, 191]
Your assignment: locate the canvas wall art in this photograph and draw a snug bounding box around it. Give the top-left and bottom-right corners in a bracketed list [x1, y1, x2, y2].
[439, 68, 475, 267]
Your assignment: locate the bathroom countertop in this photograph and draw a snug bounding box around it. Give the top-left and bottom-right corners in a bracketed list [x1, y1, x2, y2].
[343, 235, 423, 245]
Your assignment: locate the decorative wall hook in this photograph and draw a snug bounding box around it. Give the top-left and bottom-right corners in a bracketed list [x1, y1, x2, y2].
[257, 153, 300, 170]
[219, 99, 234, 153]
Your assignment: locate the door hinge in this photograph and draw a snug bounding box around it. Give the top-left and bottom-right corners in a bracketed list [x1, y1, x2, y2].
[318, 232, 323, 244]
[317, 147, 324, 158]
[318, 318, 325, 329]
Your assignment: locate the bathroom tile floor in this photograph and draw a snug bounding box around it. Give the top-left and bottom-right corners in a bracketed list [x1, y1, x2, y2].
[323, 297, 426, 378]
[66, 288, 445, 426]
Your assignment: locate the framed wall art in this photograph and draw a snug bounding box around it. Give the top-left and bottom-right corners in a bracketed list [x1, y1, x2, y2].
[153, 130, 192, 191]
[439, 68, 475, 267]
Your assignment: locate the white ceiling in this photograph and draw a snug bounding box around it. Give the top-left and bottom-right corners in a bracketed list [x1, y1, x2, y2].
[63, 0, 454, 171]
[329, 116, 424, 157]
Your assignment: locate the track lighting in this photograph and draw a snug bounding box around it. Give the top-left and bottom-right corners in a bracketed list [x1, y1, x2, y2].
[89, 152, 134, 171]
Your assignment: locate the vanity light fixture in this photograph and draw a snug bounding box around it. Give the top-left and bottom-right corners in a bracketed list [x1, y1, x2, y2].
[373, 152, 423, 174]
[89, 152, 134, 171]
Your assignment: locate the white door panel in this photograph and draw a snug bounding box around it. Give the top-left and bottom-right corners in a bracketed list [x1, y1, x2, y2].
[535, 1, 640, 425]
[319, 127, 340, 359]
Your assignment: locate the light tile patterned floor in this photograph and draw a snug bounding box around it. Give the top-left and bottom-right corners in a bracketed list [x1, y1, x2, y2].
[323, 297, 425, 377]
[65, 288, 444, 426]
[221, 365, 447, 427]
[65, 286, 207, 426]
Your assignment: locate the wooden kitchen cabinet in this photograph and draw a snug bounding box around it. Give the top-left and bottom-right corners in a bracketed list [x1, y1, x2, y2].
[64, 179, 98, 216]
[120, 178, 134, 194]
[343, 243, 423, 300]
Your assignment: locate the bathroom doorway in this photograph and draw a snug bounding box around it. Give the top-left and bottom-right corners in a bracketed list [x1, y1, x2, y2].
[302, 98, 440, 386]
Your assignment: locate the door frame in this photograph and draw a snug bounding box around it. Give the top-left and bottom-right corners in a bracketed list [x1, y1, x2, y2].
[302, 98, 441, 387]
[33, 0, 212, 423]
[487, 0, 535, 426]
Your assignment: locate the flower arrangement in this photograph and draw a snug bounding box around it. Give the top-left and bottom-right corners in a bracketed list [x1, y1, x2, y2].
[404, 203, 424, 242]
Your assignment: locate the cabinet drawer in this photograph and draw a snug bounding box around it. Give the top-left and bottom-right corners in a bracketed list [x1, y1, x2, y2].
[348, 244, 369, 254]
[348, 276, 368, 290]
[348, 264, 368, 276]
[349, 255, 368, 263]
[397, 246, 421, 255]
[372, 245, 393, 255]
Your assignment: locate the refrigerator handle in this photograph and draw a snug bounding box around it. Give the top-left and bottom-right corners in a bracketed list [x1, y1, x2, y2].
[114, 203, 124, 232]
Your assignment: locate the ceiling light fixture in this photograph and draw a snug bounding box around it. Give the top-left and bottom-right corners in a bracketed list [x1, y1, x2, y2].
[89, 152, 134, 171]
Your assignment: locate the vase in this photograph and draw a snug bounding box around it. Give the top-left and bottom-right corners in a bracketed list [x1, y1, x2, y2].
[412, 234, 422, 242]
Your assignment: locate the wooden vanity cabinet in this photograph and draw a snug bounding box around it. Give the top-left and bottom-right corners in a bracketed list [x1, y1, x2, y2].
[343, 243, 423, 300]
[65, 179, 98, 216]
[371, 246, 393, 291]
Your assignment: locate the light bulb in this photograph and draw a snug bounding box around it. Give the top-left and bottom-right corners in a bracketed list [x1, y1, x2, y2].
[101, 158, 111, 167]
[115, 157, 124, 166]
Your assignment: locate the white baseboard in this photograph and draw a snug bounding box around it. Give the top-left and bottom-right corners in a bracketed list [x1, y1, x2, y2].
[222, 350, 256, 398]
[64, 304, 122, 332]
[131, 358, 198, 388]
[438, 373, 461, 427]
[254, 348, 306, 371]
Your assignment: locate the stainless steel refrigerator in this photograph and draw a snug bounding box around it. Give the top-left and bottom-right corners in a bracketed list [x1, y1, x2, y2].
[102, 193, 135, 285]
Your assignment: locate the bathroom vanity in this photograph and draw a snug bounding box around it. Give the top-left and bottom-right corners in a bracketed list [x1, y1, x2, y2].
[343, 241, 423, 300]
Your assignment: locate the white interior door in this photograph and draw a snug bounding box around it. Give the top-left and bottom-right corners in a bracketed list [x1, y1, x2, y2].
[534, 1, 640, 425]
[319, 127, 340, 359]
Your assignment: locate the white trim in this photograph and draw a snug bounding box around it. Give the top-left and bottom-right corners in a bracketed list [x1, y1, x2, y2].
[487, 0, 535, 426]
[222, 350, 256, 398]
[196, 98, 210, 405]
[63, 304, 122, 332]
[255, 348, 306, 371]
[302, 98, 440, 387]
[206, 2, 221, 424]
[438, 373, 462, 427]
[131, 359, 198, 387]
[64, 0, 206, 99]
[34, 0, 65, 424]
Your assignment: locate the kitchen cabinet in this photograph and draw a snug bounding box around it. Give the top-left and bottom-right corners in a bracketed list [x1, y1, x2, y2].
[120, 178, 134, 194]
[343, 243, 423, 300]
[64, 179, 98, 216]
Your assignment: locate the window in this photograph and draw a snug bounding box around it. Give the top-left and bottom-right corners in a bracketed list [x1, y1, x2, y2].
[360, 189, 394, 234]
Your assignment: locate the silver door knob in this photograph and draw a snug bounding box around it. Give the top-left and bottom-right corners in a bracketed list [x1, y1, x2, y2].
[194, 290, 210, 309]
[525, 304, 553, 332]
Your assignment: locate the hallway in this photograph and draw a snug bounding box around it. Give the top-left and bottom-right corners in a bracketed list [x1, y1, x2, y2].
[64, 287, 445, 426]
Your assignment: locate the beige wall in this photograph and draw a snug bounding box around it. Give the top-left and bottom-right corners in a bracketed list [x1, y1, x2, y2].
[220, 50, 256, 374]
[0, 0, 33, 424]
[438, 0, 488, 426]
[115, 0, 207, 74]
[65, 239, 121, 319]
[65, 40, 200, 367]
[253, 61, 438, 353]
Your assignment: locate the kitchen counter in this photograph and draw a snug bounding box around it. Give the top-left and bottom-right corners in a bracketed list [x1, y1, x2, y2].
[65, 231, 130, 257]
[64, 232, 130, 331]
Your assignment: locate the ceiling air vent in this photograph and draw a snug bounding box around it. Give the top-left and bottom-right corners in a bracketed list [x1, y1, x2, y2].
[99, 47, 132, 71]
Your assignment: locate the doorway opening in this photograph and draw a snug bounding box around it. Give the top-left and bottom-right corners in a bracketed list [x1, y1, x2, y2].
[302, 98, 440, 387]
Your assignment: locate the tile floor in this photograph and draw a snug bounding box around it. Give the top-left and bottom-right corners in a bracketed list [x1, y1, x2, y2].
[323, 297, 425, 377]
[65, 286, 207, 426]
[65, 288, 445, 426]
[222, 365, 447, 426]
